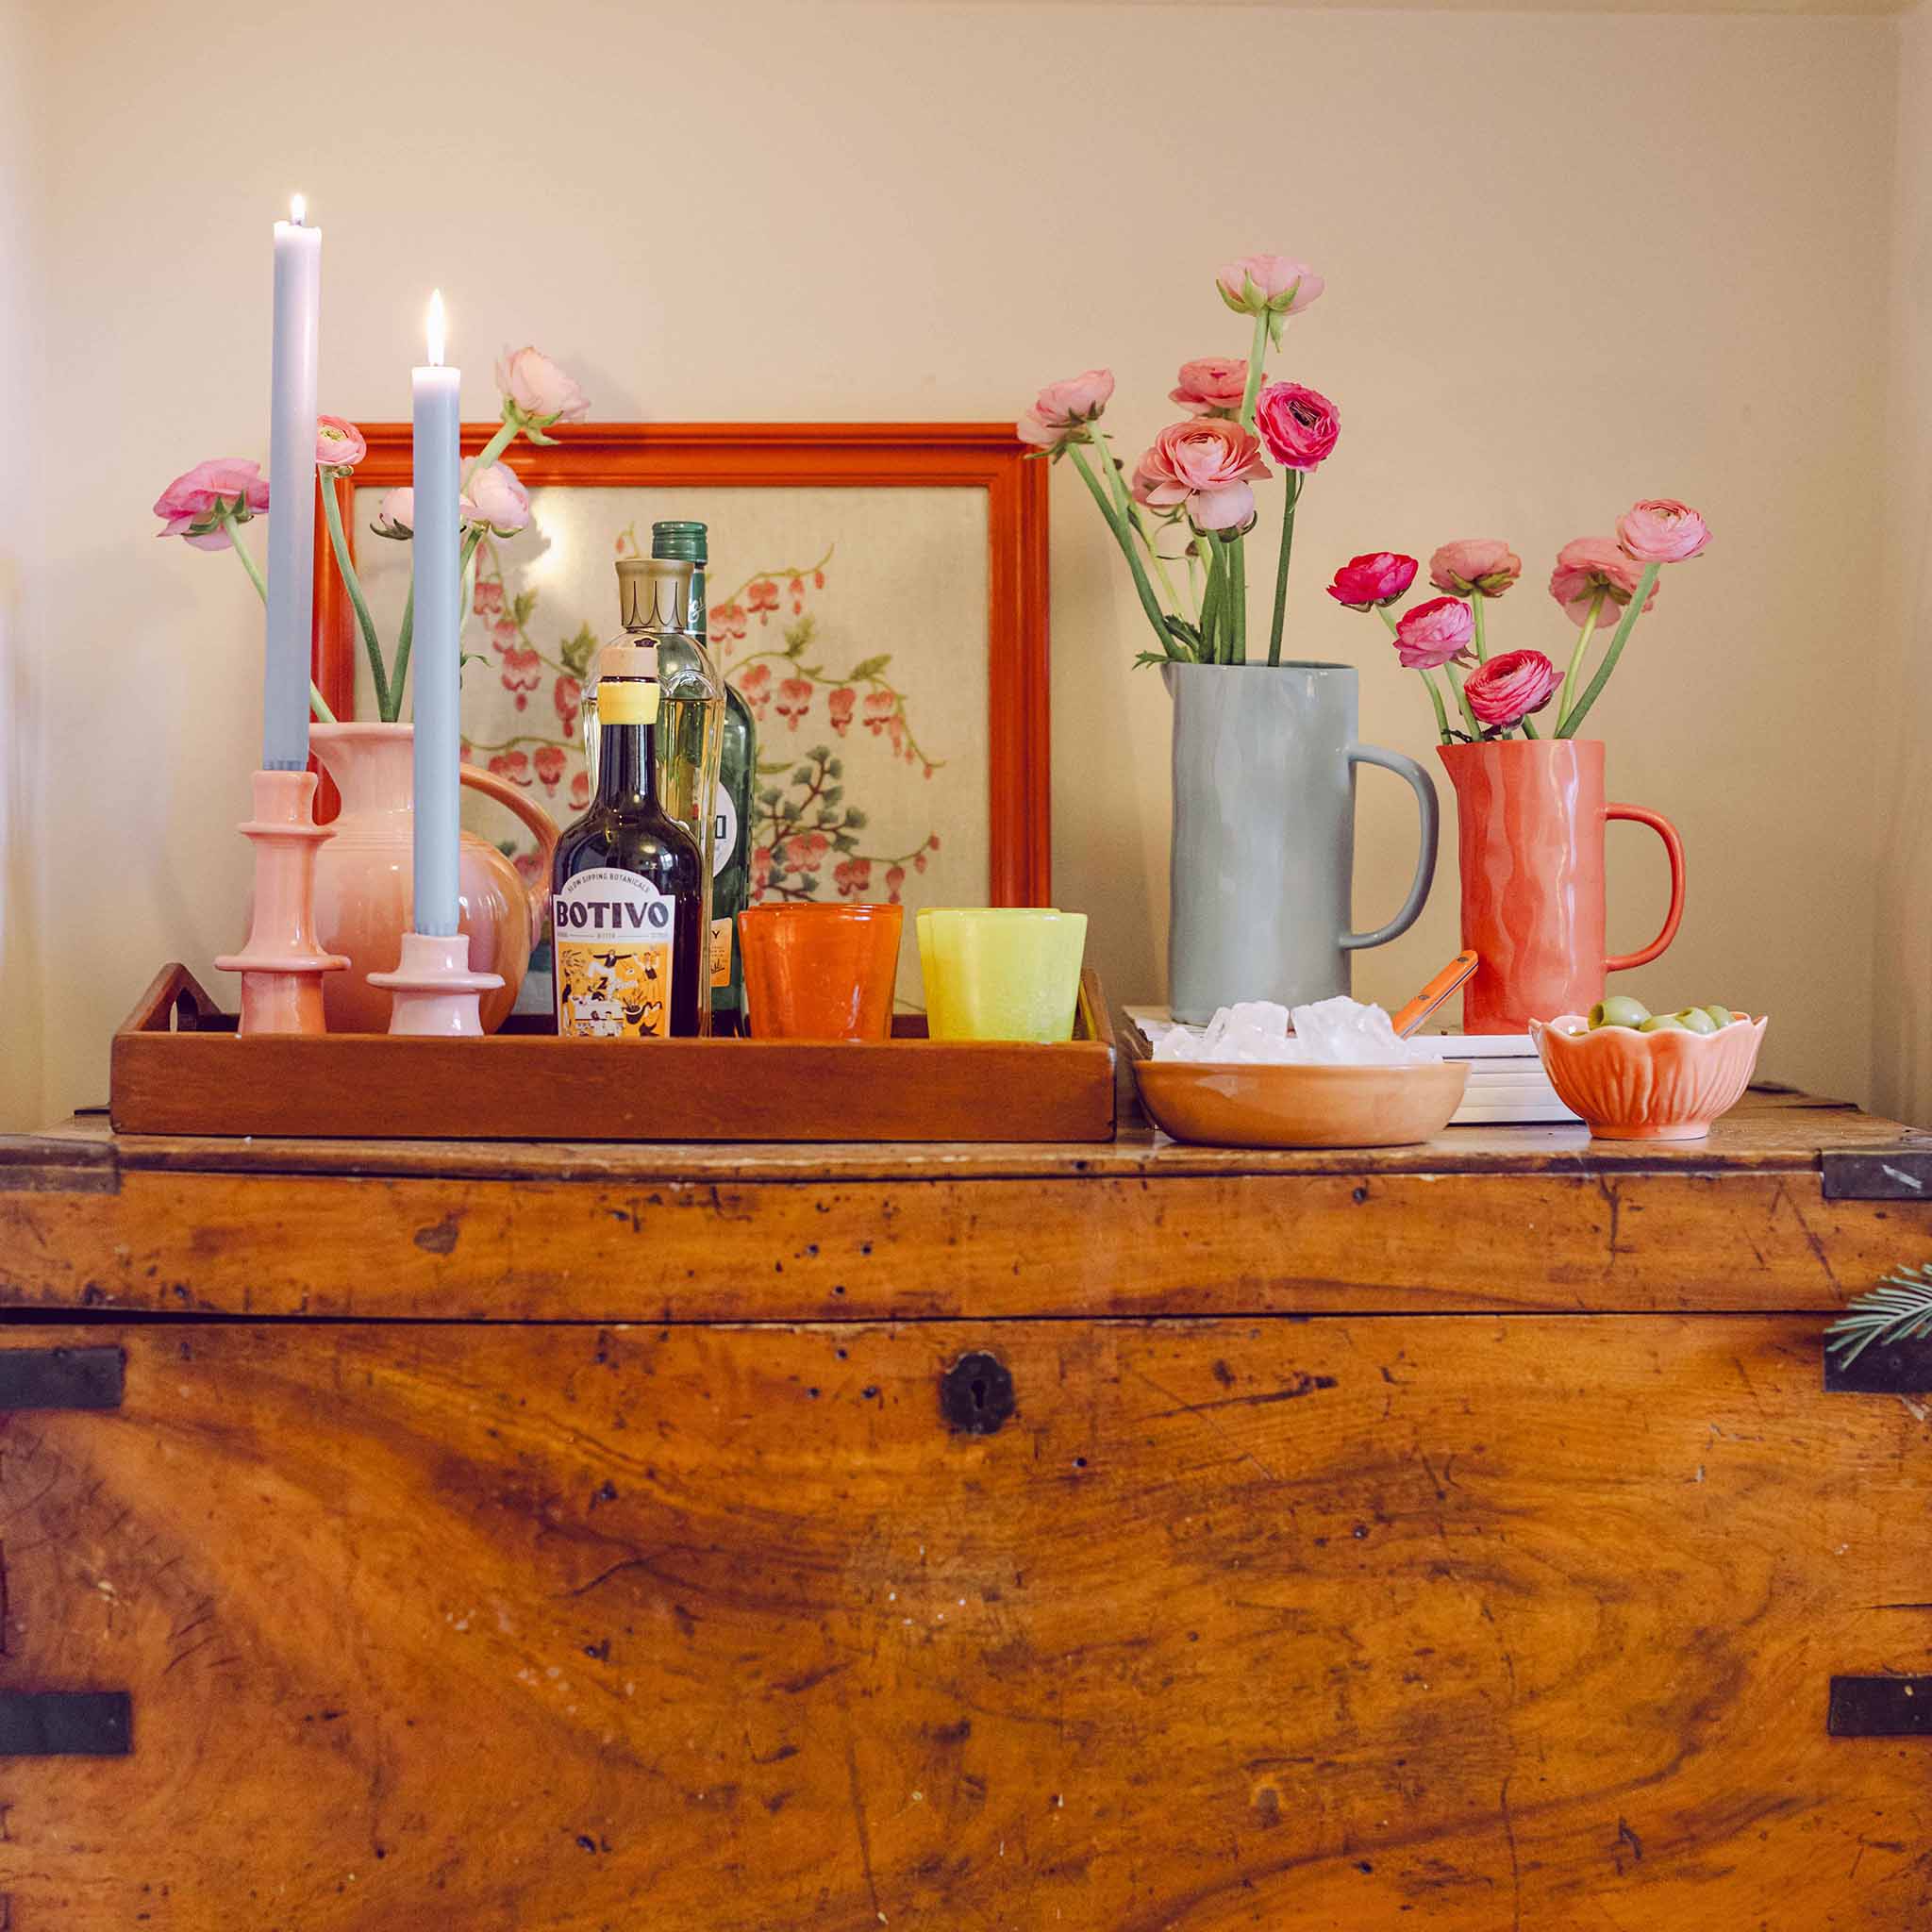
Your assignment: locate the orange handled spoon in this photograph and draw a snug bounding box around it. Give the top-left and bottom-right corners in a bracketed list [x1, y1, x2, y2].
[1391, 950, 1479, 1038]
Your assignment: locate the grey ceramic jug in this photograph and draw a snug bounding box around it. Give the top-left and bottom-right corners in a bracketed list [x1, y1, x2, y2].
[1163, 661, 1439, 1023]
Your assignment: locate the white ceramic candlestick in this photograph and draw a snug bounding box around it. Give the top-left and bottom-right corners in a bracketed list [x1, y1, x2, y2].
[367, 931, 503, 1036]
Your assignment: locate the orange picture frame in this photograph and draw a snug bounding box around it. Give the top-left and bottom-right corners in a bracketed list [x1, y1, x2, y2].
[309, 424, 1051, 903]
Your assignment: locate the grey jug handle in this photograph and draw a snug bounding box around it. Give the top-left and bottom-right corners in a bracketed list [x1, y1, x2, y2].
[1340, 743, 1439, 952]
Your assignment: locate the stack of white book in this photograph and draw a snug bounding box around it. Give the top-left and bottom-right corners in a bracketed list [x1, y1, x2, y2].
[1409, 1032, 1580, 1125]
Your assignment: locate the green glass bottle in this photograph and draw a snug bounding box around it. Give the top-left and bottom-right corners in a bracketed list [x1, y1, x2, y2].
[653, 520, 757, 1035]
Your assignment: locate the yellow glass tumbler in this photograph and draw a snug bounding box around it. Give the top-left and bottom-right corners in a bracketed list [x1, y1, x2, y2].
[922, 908, 1088, 1042]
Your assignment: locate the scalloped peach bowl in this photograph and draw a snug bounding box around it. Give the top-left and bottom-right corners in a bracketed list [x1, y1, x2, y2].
[1529, 1012, 1768, 1141]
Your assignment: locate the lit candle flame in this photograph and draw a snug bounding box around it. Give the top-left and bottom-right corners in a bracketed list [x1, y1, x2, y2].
[425, 290, 445, 368]
[290, 192, 307, 225]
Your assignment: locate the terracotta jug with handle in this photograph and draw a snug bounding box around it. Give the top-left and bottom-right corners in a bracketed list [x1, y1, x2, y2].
[1439, 737, 1685, 1034]
[308, 723, 560, 1034]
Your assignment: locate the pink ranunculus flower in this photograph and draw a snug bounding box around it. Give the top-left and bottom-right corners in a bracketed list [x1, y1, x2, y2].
[315, 416, 365, 470]
[153, 458, 268, 550]
[1392, 595, 1477, 670]
[1327, 553, 1419, 611]
[1170, 358, 1248, 418]
[1216, 255, 1324, 319]
[1016, 368, 1114, 449]
[1429, 539, 1521, 598]
[1465, 649, 1561, 730]
[1255, 382, 1341, 473]
[371, 489, 414, 539]
[373, 486, 479, 541]
[1548, 538, 1659, 625]
[466, 463, 532, 537]
[1617, 498, 1710, 564]
[496, 346, 591, 426]
[1129, 419, 1272, 533]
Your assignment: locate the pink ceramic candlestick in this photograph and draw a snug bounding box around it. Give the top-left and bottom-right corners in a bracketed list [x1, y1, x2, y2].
[214, 770, 349, 1034]
[367, 930, 504, 1037]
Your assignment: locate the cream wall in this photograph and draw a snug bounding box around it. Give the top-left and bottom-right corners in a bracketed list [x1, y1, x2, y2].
[2, 0, 1904, 1124]
[1876, 0, 1932, 1123]
[0, 0, 45, 1130]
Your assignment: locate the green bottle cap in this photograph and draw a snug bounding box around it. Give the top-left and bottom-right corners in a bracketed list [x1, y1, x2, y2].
[651, 520, 708, 564]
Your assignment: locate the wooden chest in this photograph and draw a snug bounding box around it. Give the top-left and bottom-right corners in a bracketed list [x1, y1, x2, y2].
[1, 1091, 1928, 1928]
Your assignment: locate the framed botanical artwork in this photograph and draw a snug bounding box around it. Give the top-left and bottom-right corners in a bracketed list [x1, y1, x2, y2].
[313, 425, 1050, 977]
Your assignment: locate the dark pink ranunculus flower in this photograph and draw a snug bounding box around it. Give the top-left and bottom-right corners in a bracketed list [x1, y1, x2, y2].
[1129, 419, 1271, 532]
[1255, 382, 1340, 474]
[1327, 553, 1419, 611]
[1429, 539, 1521, 598]
[1548, 538, 1658, 625]
[153, 458, 269, 550]
[1170, 357, 1247, 417]
[1392, 595, 1476, 670]
[1465, 649, 1561, 729]
[1617, 498, 1710, 564]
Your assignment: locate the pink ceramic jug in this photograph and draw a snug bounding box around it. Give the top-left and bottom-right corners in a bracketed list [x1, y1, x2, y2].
[1439, 738, 1685, 1034]
[308, 723, 559, 1034]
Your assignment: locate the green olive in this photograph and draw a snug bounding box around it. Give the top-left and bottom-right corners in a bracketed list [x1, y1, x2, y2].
[1590, 995, 1651, 1030]
[1673, 1008, 1722, 1035]
[1637, 1014, 1689, 1032]
[1702, 1005, 1736, 1030]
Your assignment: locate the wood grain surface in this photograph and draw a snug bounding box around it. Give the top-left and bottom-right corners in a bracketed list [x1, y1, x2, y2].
[0, 1149, 1925, 1323]
[1, 1317, 1925, 1929]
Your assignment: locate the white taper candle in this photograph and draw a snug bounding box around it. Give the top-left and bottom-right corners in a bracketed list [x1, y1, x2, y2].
[263, 195, 321, 770]
[410, 291, 462, 936]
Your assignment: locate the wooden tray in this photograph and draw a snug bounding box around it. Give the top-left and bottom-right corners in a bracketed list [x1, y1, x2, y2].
[109, 964, 1118, 1143]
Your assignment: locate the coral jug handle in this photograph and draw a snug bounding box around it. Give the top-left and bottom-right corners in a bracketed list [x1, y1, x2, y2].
[459, 764, 561, 947]
[1604, 802, 1686, 973]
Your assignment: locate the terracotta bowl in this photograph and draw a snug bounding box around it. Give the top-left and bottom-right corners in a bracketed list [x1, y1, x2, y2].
[1529, 1013, 1767, 1141]
[1133, 1058, 1469, 1150]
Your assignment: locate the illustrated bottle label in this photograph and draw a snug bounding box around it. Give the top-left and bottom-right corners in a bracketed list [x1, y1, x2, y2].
[554, 866, 676, 1040]
[711, 778, 737, 881]
[709, 915, 733, 990]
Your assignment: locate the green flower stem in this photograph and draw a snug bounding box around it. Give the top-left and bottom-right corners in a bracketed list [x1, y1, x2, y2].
[389, 585, 414, 722]
[1069, 441, 1175, 659]
[1267, 472, 1302, 667]
[391, 525, 487, 721]
[320, 469, 391, 720]
[1471, 593, 1488, 664]
[1558, 561, 1660, 739]
[1444, 659, 1482, 738]
[224, 513, 268, 602]
[1197, 541, 1223, 663]
[223, 511, 334, 723]
[1226, 528, 1248, 664]
[1521, 712, 1541, 740]
[1237, 308, 1271, 430]
[1556, 591, 1607, 733]
[461, 417, 519, 491]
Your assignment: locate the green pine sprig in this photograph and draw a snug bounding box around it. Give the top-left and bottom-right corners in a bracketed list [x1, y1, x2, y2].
[1825, 1263, 1932, 1366]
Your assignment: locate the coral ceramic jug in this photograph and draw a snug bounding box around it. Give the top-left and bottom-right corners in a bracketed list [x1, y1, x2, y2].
[308, 724, 559, 1034]
[1439, 738, 1684, 1034]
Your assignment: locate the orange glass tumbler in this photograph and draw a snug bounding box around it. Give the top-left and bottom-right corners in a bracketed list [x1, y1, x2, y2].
[739, 902, 904, 1041]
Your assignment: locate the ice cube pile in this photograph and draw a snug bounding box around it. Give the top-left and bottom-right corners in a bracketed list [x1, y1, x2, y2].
[1149, 996, 1427, 1067]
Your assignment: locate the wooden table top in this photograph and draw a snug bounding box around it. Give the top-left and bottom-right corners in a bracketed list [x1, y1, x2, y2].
[5, 1087, 1920, 1186]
